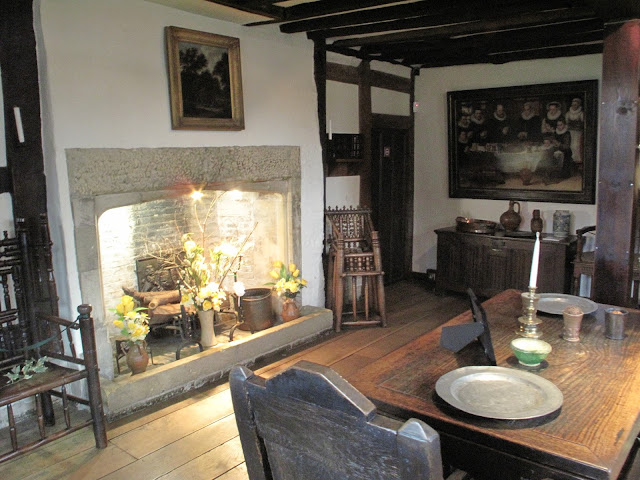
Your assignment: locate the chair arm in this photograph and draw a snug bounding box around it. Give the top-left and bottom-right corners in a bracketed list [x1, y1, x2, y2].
[576, 225, 596, 236]
[36, 313, 78, 329]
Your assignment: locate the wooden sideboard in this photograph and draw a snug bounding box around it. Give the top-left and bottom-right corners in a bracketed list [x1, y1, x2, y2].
[435, 227, 576, 297]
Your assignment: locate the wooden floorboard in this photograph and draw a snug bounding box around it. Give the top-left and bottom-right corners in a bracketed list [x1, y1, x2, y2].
[0, 280, 467, 480]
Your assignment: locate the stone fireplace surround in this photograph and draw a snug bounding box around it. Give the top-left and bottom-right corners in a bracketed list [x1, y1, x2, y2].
[66, 146, 331, 418]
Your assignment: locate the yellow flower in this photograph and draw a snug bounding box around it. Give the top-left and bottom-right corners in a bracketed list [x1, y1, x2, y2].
[300, 278, 307, 286]
[289, 263, 297, 273]
[116, 303, 125, 315]
[120, 295, 133, 304]
[113, 320, 124, 329]
[202, 300, 213, 311]
[292, 269, 300, 278]
[270, 270, 280, 279]
[181, 293, 191, 303]
[273, 260, 283, 268]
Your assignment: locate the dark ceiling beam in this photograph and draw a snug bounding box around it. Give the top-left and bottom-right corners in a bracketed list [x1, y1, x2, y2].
[487, 41, 604, 64]
[415, 41, 603, 68]
[359, 19, 604, 57]
[325, 44, 410, 67]
[331, 9, 598, 48]
[290, 0, 562, 36]
[585, 0, 640, 21]
[283, 0, 410, 21]
[204, 0, 283, 19]
[247, 0, 412, 25]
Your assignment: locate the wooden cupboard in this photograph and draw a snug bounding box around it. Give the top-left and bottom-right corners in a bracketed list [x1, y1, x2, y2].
[435, 227, 576, 297]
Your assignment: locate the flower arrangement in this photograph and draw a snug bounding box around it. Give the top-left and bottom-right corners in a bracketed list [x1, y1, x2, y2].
[112, 295, 149, 344]
[267, 261, 307, 299]
[179, 234, 245, 311]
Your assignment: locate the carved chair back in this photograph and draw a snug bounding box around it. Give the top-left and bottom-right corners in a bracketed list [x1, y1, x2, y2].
[0, 230, 29, 374]
[230, 361, 444, 480]
[325, 206, 376, 253]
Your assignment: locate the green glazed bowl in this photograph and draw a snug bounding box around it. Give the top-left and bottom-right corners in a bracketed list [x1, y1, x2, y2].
[510, 338, 552, 366]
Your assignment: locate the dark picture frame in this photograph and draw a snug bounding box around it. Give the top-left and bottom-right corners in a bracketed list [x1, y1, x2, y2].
[448, 80, 598, 204]
[166, 26, 244, 130]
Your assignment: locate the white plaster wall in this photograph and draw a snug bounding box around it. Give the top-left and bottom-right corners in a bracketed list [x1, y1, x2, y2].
[325, 57, 412, 212]
[0, 65, 14, 236]
[36, 0, 324, 319]
[325, 176, 360, 209]
[327, 81, 358, 134]
[413, 54, 602, 272]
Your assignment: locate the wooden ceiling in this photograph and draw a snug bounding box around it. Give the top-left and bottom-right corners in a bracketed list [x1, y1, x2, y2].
[204, 0, 640, 69]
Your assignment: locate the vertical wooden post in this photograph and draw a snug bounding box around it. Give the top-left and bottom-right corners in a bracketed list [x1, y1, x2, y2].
[0, 0, 48, 229]
[359, 61, 372, 207]
[593, 20, 640, 306]
[313, 38, 328, 181]
[312, 38, 330, 307]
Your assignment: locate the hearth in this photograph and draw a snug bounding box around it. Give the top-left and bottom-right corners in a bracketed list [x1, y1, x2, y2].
[65, 146, 330, 417]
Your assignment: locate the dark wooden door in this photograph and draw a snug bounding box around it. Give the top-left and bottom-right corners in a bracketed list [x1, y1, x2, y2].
[371, 127, 410, 284]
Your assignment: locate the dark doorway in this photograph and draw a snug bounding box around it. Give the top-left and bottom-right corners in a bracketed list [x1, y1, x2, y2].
[371, 127, 411, 284]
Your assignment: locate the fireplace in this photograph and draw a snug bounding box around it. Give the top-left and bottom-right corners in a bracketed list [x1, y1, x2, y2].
[66, 147, 331, 417]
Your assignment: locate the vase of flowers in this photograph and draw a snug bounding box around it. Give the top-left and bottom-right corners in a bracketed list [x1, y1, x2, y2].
[179, 234, 246, 347]
[267, 261, 307, 322]
[112, 295, 150, 375]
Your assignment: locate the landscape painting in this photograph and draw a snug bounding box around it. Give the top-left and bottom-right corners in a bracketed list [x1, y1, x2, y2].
[166, 26, 244, 130]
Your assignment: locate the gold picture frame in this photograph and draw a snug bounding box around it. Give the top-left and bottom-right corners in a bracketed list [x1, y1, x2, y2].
[448, 80, 598, 204]
[166, 26, 244, 130]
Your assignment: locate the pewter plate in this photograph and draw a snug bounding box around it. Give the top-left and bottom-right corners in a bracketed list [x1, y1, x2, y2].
[435, 366, 563, 420]
[537, 293, 598, 315]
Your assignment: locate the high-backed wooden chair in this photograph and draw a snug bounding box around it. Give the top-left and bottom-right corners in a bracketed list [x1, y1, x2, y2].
[325, 206, 386, 332]
[572, 226, 640, 301]
[571, 225, 596, 297]
[0, 225, 107, 462]
[230, 360, 444, 480]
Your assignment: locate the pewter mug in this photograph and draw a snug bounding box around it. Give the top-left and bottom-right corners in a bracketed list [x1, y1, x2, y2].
[605, 308, 627, 340]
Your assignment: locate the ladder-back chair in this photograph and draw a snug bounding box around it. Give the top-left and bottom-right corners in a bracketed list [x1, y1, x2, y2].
[230, 360, 444, 480]
[325, 206, 386, 332]
[0, 222, 107, 462]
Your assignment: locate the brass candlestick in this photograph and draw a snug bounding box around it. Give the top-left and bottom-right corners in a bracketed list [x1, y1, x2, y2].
[518, 286, 542, 338]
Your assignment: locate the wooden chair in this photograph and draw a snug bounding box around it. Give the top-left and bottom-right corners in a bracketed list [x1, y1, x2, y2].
[230, 360, 445, 480]
[572, 226, 640, 301]
[0, 226, 107, 462]
[325, 207, 386, 332]
[571, 225, 596, 296]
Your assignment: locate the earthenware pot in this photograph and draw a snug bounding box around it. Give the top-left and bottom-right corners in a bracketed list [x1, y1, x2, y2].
[281, 297, 300, 323]
[499, 200, 521, 232]
[530, 209, 543, 234]
[124, 341, 149, 375]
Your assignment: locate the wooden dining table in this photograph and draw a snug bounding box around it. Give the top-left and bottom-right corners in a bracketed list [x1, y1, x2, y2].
[352, 289, 640, 480]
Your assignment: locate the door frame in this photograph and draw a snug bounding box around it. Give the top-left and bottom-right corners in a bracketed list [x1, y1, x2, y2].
[371, 114, 414, 281]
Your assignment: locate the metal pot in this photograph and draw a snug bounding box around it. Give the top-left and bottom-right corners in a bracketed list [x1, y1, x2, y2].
[455, 217, 497, 234]
[239, 288, 274, 331]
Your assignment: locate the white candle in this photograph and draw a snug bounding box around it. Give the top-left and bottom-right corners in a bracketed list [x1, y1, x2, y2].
[13, 106, 25, 143]
[529, 232, 540, 288]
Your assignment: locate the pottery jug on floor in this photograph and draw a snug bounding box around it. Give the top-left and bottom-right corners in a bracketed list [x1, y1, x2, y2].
[499, 200, 521, 232]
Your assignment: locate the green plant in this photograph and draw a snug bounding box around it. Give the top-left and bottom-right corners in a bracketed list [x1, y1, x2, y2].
[4, 357, 49, 384]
